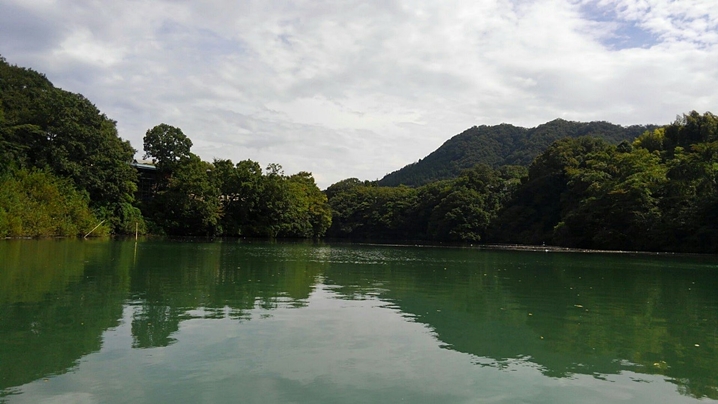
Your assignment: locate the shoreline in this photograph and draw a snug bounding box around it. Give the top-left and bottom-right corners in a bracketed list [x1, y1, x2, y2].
[477, 243, 676, 255]
[342, 239, 709, 256]
[2, 236, 713, 257]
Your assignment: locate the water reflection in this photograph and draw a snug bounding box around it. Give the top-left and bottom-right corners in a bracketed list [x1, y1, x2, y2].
[322, 248, 718, 400]
[1, 240, 717, 402]
[0, 240, 130, 394]
[125, 240, 326, 349]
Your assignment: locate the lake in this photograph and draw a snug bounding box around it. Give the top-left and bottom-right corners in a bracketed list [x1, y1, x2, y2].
[1, 239, 717, 403]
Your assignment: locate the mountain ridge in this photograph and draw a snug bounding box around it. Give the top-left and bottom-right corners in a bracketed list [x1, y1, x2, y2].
[378, 118, 655, 187]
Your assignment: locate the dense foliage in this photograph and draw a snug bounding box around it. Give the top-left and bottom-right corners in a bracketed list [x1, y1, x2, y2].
[326, 164, 525, 242]
[490, 111, 718, 252]
[379, 119, 653, 187]
[3, 56, 716, 251]
[0, 56, 139, 234]
[0, 168, 106, 237]
[143, 124, 193, 171]
[328, 111, 718, 253]
[140, 125, 331, 237]
[0, 57, 330, 239]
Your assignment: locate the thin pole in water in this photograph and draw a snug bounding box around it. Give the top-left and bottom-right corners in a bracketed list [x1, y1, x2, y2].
[84, 220, 105, 239]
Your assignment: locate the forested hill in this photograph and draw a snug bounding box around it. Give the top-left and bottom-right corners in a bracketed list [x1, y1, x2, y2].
[0, 55, 332, 238]
[378, 119, 654, 187]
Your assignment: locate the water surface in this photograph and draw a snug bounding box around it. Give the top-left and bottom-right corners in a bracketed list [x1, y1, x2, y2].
[1, 239, 717, 403]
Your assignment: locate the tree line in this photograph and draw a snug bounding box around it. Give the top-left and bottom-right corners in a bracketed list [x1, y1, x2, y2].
[326, 111, 718, 253]
[139, 124, 331, 237]
[2, 56, 717, 252]
[0, 56, 329, 238]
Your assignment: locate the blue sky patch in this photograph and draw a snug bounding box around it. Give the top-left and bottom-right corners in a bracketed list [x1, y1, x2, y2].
[579, 1, 659, 50]
[603, 20, 659, 50]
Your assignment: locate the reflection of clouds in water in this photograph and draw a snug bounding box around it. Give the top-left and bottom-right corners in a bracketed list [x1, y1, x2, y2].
[13, 286, 703, 404]
[16, 392, 98, 404]
[4, 242, 717, 403]
[4, 277, 711, 404]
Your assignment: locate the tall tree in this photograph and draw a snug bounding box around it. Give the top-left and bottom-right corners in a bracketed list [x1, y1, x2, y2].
[427, 164, 504, 242]
[143, 124, 193, 171]
[282, 172, 332, 238]
[213, 158, 265, 236]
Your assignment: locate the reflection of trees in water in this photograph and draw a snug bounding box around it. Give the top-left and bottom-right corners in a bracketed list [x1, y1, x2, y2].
[3, 241, 717, 400]
[131, 305, 180, 348]
[127, 241, 327, 348]
[0, 240, 132, 392]
[509, 254, 718, 400]
[0, 240, 326, 392]
[323, 248, 718, 400]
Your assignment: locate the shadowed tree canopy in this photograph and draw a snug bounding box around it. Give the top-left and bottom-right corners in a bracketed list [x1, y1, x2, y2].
[326, 164, 523, 242]
[146, 153, 221, 236]
[487, 112, 718, 252]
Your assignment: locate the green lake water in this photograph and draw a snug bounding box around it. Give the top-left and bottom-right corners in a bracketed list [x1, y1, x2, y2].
[1, 239, 717, 403]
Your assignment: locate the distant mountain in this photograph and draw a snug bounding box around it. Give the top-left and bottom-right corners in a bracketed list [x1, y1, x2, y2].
[378, 119, 654, 187]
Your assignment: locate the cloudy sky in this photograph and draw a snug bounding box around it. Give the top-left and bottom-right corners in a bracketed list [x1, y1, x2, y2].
[1, 0, 717, 188]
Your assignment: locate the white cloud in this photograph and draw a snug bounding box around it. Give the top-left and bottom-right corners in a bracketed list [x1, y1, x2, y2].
[54, 28, 125, 66]
[587, 0, 718, 45]
[1, 0, 717, 188]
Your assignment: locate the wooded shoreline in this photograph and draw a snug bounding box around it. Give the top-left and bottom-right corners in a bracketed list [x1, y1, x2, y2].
[2, 56, 718, 253]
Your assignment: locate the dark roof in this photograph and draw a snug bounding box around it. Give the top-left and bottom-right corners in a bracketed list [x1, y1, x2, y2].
[130, 161, 157, 171]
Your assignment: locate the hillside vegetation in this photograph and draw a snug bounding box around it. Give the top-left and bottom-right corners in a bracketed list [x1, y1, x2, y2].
[3, 56, 717, 253]
[327, 111, 718, 253]
[0, 168, 103, 237]
[0, 56, 330, 238]
[0, 56, 138, 236]
[379, 120, 653, 187]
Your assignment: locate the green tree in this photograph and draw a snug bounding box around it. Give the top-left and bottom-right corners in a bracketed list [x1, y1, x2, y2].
[326, 184, 417, 239]
[324, 178, 364, 200]
[0, 168, 105, 237]
[659, 143, 718, 252]
[213, 160, 330, 238]
[554, 147, 667, 250]
[143, 124, 193, 171]
[282, 172, 332, 237]
[664, 111, 718, 151]
[148, 154, 221, 236]
[427, 164, 505, 242]
[490, 137, 612, 245]
[633, 128, 666, 153]
[0, 57, 138, 234]
[634, 111, 718, 252]
[227, 159, 265, 236]
[214, 159, 278, 237]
